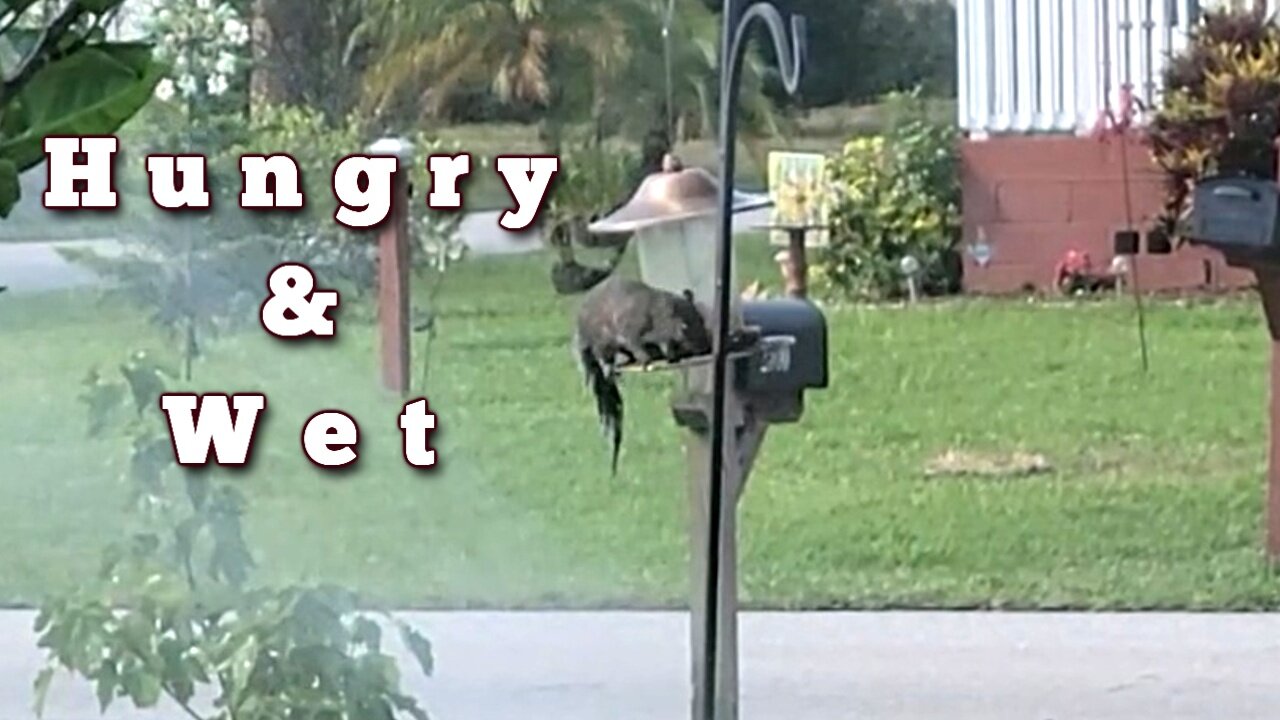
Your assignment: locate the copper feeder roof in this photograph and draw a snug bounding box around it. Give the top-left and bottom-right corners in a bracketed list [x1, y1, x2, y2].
[587, 154, 772, 235]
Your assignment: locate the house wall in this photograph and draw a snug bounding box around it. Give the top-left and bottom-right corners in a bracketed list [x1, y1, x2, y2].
[959, 133, 1253, 294]
[956, 0, 1280, 136]
[954, 0, 1272, 293]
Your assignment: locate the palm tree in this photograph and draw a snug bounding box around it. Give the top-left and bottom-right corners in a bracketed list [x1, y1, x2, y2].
[360, 0, 790, 293]
[361, 0, 782, 151]
[362, 0, 655, 151]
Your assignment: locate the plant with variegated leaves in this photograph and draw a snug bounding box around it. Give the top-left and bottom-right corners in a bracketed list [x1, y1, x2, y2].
[1149, 6, 1280, 237]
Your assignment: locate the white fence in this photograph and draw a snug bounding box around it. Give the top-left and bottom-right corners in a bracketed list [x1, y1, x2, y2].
[956, 0, 1280, 135]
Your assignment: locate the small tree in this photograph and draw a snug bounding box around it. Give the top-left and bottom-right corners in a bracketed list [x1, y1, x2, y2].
[57, 0, 263, 380]
[35, 351, 435, 720]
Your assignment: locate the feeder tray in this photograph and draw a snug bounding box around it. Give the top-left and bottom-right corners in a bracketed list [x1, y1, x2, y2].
[616, 328, 763, 375]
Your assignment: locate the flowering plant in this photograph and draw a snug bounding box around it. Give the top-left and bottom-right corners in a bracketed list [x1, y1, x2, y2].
[818, 90, 961, 300]
[1149, 7, 1280, 236]
[145, 0, 250, 108]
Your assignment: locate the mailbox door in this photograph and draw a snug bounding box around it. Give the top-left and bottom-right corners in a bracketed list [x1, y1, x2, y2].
[1190, 177, 1280, 249]
[737, 299, 828, 393]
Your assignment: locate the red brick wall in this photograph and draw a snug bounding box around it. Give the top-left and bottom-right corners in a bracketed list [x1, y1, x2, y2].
[960, 133, 1254, 294]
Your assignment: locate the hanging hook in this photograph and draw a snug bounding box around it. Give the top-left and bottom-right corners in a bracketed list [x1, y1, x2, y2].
[723, 3, 807, 98]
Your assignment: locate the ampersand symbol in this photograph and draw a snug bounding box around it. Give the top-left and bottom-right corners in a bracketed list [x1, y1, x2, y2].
[260, 263, 340, 339]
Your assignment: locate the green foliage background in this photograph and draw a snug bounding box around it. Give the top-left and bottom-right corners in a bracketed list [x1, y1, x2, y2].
[817, 90, 962, 300]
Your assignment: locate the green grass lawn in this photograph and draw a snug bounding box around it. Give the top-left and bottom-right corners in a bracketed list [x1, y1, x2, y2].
[4, 237, 1280, 610]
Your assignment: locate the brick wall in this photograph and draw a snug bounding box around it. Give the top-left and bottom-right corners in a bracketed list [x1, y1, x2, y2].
[959, 133, 1255, 294]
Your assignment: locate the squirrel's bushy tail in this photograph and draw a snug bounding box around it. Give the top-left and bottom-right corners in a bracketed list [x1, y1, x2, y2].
[578, 344, 624, 477]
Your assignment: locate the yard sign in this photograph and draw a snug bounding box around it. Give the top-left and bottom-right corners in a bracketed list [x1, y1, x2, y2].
[767, 150, 831, 247]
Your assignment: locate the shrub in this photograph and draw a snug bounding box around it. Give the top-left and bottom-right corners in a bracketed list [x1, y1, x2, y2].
[545, 137, 642, 250]
[817, 90, 961, 300]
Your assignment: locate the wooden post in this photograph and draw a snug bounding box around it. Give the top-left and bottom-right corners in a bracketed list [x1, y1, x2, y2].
[377, 160, 411, 394]
[683, 363, 768, 720]
[774, 227, 811, 299]
[1252, 266, 1280, 561]
[785, 228, 809, 298]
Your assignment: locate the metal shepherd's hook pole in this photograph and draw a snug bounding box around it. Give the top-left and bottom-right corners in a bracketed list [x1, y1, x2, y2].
[664, 0, 677, 143]
[705, 3, 805, 720]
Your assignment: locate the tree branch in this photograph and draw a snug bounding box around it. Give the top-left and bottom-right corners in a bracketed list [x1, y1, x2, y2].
[1, 0, 88, 104]
[166, 689, 210, 720]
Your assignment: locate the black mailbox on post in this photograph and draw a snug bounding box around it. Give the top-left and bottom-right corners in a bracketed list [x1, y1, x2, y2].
[735, 298, 828, 424]
[1189, 177, 1280, 255]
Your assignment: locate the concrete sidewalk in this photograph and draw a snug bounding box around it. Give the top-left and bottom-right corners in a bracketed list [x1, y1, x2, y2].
[2, 610, 1278, 720]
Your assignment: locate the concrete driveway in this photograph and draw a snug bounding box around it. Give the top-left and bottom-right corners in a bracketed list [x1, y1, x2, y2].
[2, 610, 1278, 720]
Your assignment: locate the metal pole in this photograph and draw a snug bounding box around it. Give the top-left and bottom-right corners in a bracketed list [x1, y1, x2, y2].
[664, 0, 677, 142]
[704, 4, 804, 719]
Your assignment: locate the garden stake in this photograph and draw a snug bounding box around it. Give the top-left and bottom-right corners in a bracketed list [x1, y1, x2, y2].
[1094, 70, 1151, 374]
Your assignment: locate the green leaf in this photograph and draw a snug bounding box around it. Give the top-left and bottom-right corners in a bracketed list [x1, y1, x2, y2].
[389, 692, 430, 720]
[80, 370, 126, 438]
[353, 616, 382, 651]
[120, 352, 169, 415]
[226, 634, 259, 701]
[120, 614, 157, 663]
[121, 666, 162, 708]
[0, 158, 17, 218]
[0, 42, 164, 174]
[95, 662, 118, 712]
[398, 623, 433, 677]
[33, 604, 54, 633]
[129, 437, 173, 495]
[32, 667, 54, 718]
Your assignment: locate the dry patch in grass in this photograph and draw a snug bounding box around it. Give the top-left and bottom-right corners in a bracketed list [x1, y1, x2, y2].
[924, 448, 1054, 479]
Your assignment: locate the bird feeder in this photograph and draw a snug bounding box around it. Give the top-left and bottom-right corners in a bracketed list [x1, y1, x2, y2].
[589, 4, 807, 718]
[589, 154, 826, 720]
[368, 136, 414, 395]
[589, 155, 768, 313]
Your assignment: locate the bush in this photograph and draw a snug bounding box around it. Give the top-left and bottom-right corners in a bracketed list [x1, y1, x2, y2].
[817, 90, 961, 300]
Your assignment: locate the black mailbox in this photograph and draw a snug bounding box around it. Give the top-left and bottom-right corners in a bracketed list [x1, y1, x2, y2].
[736, 298, 828, 394]
[668, 298, 828, 432]
[1189, 177, 1280, 252]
